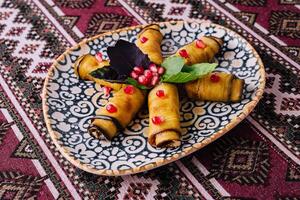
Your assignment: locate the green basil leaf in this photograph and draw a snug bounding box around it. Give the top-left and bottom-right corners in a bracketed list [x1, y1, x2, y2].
[126, 77, 150, 90]
[162, 72, 198, 83]
[162, 62, 217, 83]
[161, 56, 185, 76]
[182, 63, 217, 76]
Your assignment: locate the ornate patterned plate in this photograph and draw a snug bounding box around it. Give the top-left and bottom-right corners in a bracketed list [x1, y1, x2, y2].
[42, 21, 265, 176]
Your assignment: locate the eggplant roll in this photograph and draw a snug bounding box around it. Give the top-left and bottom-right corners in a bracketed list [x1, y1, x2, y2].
[73, 54, 123, 90]
[176, 36, 223, 65]
[185, 72, 244, 102]
[89, 85, 145, 140]
[148, 83, 181, 147]
[136, 24, 163, 65]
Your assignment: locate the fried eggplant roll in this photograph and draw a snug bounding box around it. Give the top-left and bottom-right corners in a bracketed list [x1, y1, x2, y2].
[148, 83, 181, 147]
[88, 85, 145, 140]
[73, 54, 124, 90]
[176, 36, 223, 65]
[136, 24, 163, 65]
[185, 72, 244, 102]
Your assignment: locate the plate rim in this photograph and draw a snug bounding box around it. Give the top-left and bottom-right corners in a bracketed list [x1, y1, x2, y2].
[42, 20, 266, 176]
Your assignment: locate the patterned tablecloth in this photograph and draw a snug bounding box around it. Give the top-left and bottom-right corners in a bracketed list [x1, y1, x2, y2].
[0, 0, 299, 199]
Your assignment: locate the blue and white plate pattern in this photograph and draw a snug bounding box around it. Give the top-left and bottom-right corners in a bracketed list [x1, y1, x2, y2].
[43, 21, 265, 175]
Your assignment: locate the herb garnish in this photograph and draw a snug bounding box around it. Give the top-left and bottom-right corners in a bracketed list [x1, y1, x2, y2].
[161, 56, 217, 83]
[107, 40, 151, 79]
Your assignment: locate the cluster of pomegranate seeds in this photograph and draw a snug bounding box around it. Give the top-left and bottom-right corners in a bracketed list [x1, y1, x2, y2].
[151, 116, 164, 125]
[106, 103, 117, 113]
[196, 39, 206, 48]
[179, 49, 189, 58]
[156, 89, 165, 98]
[103, 86, 112, 95]
[95, 52, 103, 62]
[130, 63, 165, 87]
[140, 36, 148, 43]
[124, 85, 135, 94]
[210, 73, 220, 83]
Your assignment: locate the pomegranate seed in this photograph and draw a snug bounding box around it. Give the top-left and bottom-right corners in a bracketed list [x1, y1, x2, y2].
[138, 75, 150, 85]
[149, 63, 158, 72]
[124, 85, 135, 94]
[138, 75, 145, 84]
[179, 49, 189, 58]
[103, 86, 112, 95]
[95, 52, 103, 62]
[150, 75, 160, 86]
[157, 67, 165, 75]
[144, 69, 153, 79]
[133, 66, 144, 75]
[196, 39, 206, 48]
[210, 73, 220, 83]
[130, 71, 139, 79]
[149, 63, 156, 68]
[156, 89, 165, 97]
[106, 104, 117, 113]
[152, 72, 158, 76]
[151, 116, 164, 125]
[140, 36, 148, 43]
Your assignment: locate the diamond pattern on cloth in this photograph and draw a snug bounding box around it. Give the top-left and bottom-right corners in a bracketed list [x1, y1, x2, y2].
[0, 171, 45, 199]
[208, 137, 270, 185]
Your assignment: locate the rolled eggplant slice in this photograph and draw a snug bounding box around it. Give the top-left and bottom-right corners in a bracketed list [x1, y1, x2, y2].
[136, 24, 163, 65]
[176, 36, 223, 65]
[73, 54, 124, 90]
[148, 83, 181, 147]
[89, 85, 145, 140]
[185, 72, 244, 102]
[74, 54, 109, 80]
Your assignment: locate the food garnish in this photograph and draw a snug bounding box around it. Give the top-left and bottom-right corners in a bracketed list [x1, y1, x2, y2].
[106, 40, 151, 80]
[161, 56, 218, 83]
[106, 104, 118, 113]
[151, 116, 164, 125]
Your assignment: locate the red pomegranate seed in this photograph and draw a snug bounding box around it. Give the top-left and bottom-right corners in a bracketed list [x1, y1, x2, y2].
[133, 66, 144, 75]
[196, 39, 206, 48]
[124, 85, 135, 94]
[210, 73, 220, 83]
[151, 116, 164, 125]
[103, 86, 112, 95]
[157, 67, 165, 75]
[156, 89, 165, 97]
[106, 104, 117, 113]
[140, 36, 148, 43]
[138, 75, 150, 85]
[130, 71, 139, 79]
[149, 63, 156, 68]
[152, 72, 158, 77]
[144, 69, 153, 79]
[95, 52, 103, 62]
[179, 49, 189, 58]
[149, 63, 158, 72]
[150, 75, 159, 86]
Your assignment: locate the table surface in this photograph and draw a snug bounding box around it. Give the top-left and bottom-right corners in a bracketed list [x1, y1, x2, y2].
[0, 0, 299, 199]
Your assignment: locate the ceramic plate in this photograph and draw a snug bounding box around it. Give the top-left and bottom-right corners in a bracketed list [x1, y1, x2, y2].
[42, 21, 265, 176]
